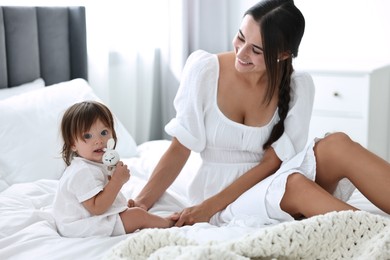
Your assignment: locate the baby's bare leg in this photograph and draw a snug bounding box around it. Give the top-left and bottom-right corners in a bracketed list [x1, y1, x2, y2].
[119, 207, 174, 234]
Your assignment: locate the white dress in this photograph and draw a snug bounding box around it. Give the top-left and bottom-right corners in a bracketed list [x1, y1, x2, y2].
[53, 157, 128, 237]
[165, 50, 355, 227]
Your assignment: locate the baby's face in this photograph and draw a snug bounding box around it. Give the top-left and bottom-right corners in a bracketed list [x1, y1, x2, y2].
[71, 119, 113, 163]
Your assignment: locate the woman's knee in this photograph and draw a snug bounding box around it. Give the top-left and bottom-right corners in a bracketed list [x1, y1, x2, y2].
[314, 132, 358, 164]
[316, 132, 355, 152]
[285, 173, 312, 192]
[281, 173, 312, 214]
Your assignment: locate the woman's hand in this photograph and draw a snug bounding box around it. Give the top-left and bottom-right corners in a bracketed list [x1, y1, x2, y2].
[170, 203, 213, 227]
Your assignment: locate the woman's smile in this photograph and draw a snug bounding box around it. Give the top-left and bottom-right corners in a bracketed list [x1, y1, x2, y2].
[237, 58, 253, 65]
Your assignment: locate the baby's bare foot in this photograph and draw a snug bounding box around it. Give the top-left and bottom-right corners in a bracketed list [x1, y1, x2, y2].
[166, 217, 175, 227]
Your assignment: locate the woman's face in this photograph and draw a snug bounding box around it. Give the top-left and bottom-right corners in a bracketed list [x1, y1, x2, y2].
[232, 15, 266, 73]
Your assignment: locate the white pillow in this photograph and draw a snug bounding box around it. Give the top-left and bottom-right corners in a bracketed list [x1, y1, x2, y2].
[0, 78, 138, 191]
[0, 78, 45, 100]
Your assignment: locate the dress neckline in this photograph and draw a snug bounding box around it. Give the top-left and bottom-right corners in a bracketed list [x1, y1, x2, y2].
[211, 53, 278, 130]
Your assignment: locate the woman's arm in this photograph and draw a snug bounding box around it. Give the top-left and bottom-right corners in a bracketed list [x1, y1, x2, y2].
[173, 147, 281, 226]
[134, 137, 191, 210]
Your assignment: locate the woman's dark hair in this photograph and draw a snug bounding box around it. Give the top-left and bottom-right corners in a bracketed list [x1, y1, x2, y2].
[60, 101, 118, 166]
[245, 0, 305, 149]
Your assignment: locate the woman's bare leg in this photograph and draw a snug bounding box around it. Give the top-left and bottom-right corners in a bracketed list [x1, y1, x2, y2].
[314, 132, 390, 214]
[280, 173, 357, 218]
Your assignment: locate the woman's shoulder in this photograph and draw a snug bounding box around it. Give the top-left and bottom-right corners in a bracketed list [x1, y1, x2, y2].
[291, 71, 315, 92]
[290, 71, 315, 104]
[186, 50, 217, 69]
[189, 49, 214, 59]
[185, 50, 235, 71]
[292, 71, 313, 82]
[182, 50, 220, 85]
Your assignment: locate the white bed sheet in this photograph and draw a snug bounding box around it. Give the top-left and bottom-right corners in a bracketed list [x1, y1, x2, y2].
[0, 140, 387, 260]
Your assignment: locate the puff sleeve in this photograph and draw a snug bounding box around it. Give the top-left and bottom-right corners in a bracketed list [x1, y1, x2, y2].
[271, 72, 315, 161]
[165, 50, 216, 152]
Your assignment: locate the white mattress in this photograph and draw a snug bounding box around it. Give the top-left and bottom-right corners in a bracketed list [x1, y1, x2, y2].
[0, 140, 387, 260]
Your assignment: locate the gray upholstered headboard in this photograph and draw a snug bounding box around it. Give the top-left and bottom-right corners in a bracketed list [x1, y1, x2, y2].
[0, 6, 88, 89]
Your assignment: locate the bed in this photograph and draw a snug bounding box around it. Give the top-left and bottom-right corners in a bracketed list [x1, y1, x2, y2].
[1, 6, 389, 260]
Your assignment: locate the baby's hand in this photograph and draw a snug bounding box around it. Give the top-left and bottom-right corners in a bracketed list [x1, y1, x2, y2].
[110, 161, 130, 185]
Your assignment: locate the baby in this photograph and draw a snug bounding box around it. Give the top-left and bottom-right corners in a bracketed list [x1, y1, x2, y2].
[53, 100, 173, 237]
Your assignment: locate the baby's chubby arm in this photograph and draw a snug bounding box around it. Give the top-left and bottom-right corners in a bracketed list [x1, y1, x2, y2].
[82, 161, 130, 215]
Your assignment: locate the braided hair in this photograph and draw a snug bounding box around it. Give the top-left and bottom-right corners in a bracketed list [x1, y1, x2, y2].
[244, 0, 305, 149]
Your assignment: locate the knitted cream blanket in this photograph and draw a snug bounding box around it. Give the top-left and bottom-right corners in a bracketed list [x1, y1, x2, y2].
[104, 211, 390, 259]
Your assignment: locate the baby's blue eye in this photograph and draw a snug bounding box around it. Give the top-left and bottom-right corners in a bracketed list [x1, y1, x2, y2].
[83, 133, 92, 139]
[101, 130, 109, 136]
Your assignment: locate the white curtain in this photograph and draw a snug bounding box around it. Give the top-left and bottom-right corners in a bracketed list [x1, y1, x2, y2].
[86, 0, 255, 144]
[86, 0, 183, 143]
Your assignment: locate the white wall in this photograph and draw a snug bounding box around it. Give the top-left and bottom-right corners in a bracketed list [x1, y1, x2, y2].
[229, 0, 390, 66]
[294, 0, 390, 65]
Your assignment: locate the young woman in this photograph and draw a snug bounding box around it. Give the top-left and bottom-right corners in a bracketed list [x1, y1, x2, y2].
[53, 101, 173, 237]
[130, 0, 390, 227]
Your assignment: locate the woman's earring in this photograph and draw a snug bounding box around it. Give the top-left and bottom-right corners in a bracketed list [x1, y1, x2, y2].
[277, 59, 280, 63]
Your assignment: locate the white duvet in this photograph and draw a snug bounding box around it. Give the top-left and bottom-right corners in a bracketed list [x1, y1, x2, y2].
[0, 80, 388, 259]
[0, 140, 388, 260]
[0, 140, 254, 259]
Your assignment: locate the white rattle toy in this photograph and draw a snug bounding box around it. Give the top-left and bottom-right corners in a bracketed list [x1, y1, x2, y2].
[102, 138, 120, 173]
